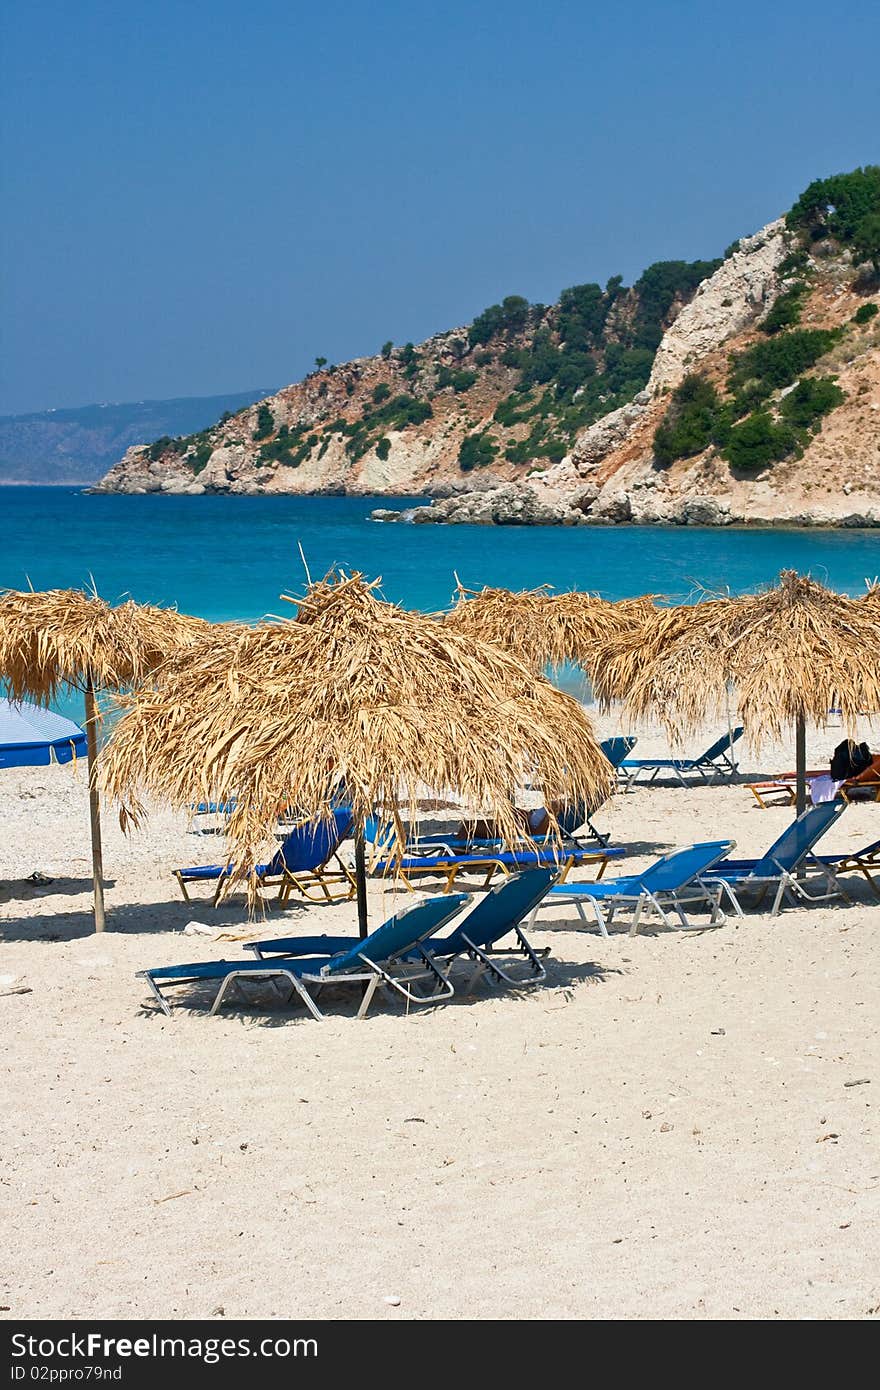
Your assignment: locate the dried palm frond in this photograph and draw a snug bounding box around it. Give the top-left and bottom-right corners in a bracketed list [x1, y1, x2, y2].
[590, 598, 726, 706]
[102, 572, 613, 901]
[617, 571, 880, 746]
[442, 582, 654, 673]
[0, 586, 219, 932]
[0, 587, 211, 701]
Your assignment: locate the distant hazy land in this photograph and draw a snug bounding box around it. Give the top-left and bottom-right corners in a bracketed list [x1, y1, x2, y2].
[0, 389, 275, 484]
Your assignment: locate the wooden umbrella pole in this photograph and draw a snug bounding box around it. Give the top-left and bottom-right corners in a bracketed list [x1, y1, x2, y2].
[795, 712, 807, 818]
[354, 819, 369, 939]
[84, 677, 106, 933]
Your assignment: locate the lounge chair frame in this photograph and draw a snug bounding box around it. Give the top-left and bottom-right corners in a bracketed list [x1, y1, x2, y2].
[701, 854, 850, 918]
[534, 882, 727, 939]
[813, 838, 880, 897]
[138, 948, 454, 1021]
[173, 855, 357, 908]
[385, 849, 609, 894]
[449, 925, 549, 990]
[619, 728, 744, 791]
[251, 870, 558, 998]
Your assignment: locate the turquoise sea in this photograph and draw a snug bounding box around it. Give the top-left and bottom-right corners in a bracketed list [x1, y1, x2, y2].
[5, 486, 880, 616]
[4, 486, 880, 717]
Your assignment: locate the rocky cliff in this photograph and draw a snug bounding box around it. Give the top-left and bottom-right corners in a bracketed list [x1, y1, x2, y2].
[97, 168, 880, 527]
[95, 258, 724, 499]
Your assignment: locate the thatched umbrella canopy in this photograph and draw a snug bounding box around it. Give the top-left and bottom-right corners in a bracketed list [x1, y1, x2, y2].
[0, 588, 211, 930]
[596, 571, 880, 812]
[589, 597, 730, 707]
[101, 573, 613, 935]
[442, 583, 654, 674]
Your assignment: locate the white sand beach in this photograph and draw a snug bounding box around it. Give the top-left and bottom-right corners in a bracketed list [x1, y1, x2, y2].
[1, 717, 878, 1321]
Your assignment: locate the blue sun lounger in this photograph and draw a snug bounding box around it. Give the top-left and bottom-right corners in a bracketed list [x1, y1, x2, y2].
[253, 868, 559, 993]
[619, 727, 744, 789]
[602, 734, 637, 798]
[138, 892, 471, 1019]
[172, 806, 355, 907]
[373, 841, 624, 893]
[699, 801, 848, 918]
[418, 867, 557, 988]
[528, 839, 735, 937]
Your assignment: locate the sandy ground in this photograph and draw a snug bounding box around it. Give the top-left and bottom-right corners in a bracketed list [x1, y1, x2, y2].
[1, 714, 878, 1321]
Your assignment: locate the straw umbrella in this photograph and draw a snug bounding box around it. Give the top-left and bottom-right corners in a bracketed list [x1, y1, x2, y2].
[101, 573, 614, 936]
[442, 583, 654, 674]
[596, 571, 880, 813]
[0, 588, 210, 930]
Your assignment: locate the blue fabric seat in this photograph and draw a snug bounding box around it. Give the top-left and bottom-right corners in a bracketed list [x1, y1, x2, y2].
[172, 806, 355, 907]
[138, 892, 471, 1019]
[531, 839, 736, 936]
[620, 727, 744, 789]
[701, 801, 848, 917]
[253, 868, 559, 993]
[373, 841, 623, 893]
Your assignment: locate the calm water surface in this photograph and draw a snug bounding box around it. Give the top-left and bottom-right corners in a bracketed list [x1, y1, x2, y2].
[4, 487, 880, 620]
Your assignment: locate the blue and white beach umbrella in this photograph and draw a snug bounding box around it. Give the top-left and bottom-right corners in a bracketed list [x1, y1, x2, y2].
[0, 698, 87, 769]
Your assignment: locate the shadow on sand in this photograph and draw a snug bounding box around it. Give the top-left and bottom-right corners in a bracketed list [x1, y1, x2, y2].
[0, 889, 315, 943]
[134, 957, 617, 1025]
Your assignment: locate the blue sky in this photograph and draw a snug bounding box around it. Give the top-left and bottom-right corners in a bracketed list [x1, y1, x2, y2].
[2, 0, 878, 414]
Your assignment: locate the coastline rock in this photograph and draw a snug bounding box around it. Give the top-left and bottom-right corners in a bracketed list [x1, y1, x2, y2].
[590, 488, 632, 523]
[676, 496, 733, 526]
[372, 483, 589, 526]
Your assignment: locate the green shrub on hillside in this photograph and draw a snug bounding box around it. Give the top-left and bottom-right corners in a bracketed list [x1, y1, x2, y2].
[191, 441, 213, 473]
[147, 435, 174, 461]
[722, 412, 799, 471]
[557, 281, 614, 350]
[372, 383, 391, 404]
[761, 285, 805, 334]
[777, 247, 810, 277]
[727, 328, 839, 411]
[252, 404, 274, 441]
[551, 351, 597, 398]
[436, 366, 477, 393]
[630, 259, 722, 350]
[458, 432, 498, 470]
[493, 393, 538, 427]
[853, 301, 879, 325]
[468, 295, 531, 346]
[653, 375, 723, 467]
[853, 213, 880, 274]
[343, 394, 433, 461]
[784, 164, 878, 251]
[602, 344, 654, 395]
[778, 376, 845, 430]
[375, 437, 391, 461]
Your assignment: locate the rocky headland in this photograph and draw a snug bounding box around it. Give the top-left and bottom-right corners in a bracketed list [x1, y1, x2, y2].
[96, 168, 880, 528]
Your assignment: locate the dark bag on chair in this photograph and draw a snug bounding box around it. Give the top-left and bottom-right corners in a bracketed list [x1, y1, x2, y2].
[830, 739, 871, 780]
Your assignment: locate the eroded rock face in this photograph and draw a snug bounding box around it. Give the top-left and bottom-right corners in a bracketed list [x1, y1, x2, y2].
[648, 220, 788, 394]
[567, 402, 649, 476]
